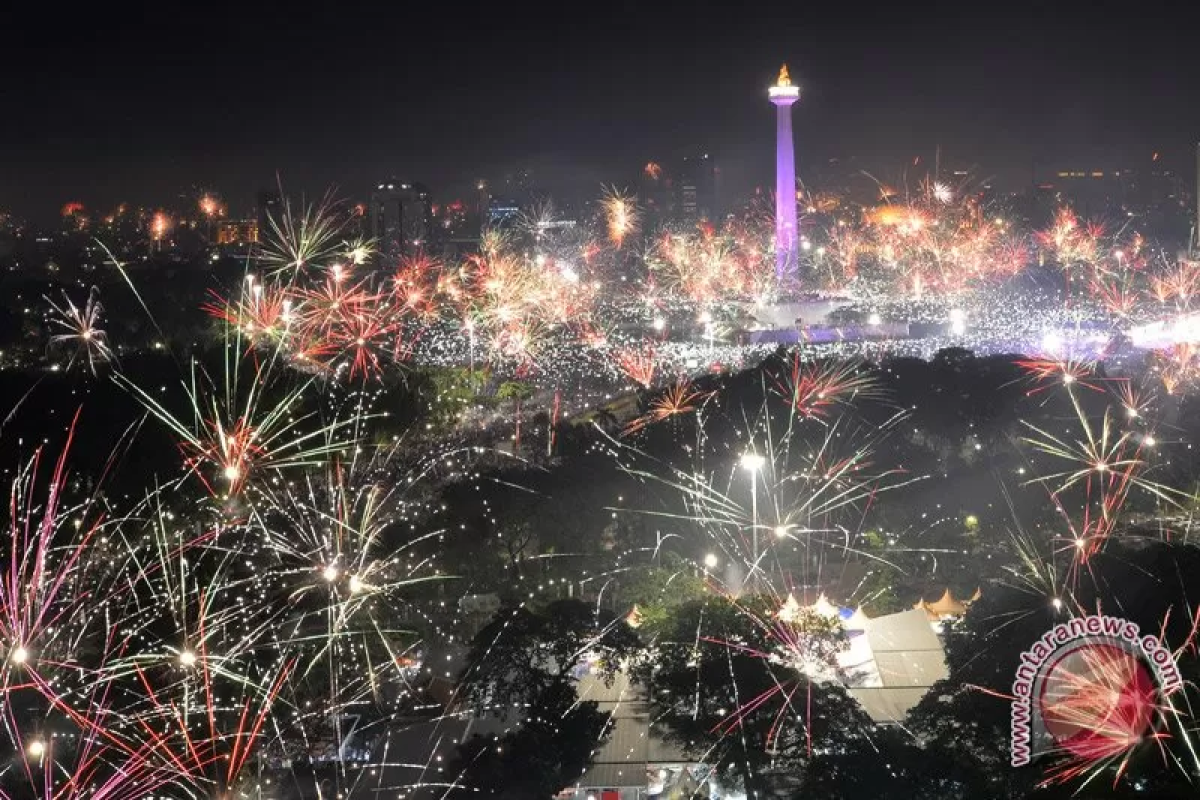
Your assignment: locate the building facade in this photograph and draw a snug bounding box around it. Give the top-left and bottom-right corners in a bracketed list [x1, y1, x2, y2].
[370, 180, 433, 263]
[675, 153, 718, 224]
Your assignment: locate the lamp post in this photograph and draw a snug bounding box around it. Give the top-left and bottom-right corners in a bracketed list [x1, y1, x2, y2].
[699, 310, 714, 357]
[464, 318, 476, 377]
[740, 451, 766, 592]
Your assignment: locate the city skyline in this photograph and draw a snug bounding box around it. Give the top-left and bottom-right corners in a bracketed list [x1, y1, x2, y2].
[3, 1, 1199, 222]
[4, 6, 1200, 794]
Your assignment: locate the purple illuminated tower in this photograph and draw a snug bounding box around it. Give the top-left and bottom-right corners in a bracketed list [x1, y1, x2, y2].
[769, 64, 800, 280]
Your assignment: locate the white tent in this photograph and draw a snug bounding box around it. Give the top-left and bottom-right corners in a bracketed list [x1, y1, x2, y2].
[841, 608, 949, 724]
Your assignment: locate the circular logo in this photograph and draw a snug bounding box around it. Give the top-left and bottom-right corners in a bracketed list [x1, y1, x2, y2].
[1037, 642, 1157, 760]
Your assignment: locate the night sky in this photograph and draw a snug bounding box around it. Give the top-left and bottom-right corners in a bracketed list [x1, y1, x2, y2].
[2, 0, 1198, 221]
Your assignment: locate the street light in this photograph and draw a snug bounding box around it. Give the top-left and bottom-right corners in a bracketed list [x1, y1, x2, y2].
[703, 553, 719, 570]
[949, 308, 966, 336]
[1041, 330, 1063, 355]
[740, 452, 766, 593]
[464, 318, 476, 375]
[740, 452, 766, 472]
[696, 311, 716, 355]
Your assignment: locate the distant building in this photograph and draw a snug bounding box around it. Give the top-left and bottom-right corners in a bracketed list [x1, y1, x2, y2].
[434, 199, 470, 238]
[676, 153, 718, 223]
[474, 180, 491, 224]
[1041, 165, 1188, 241]
[486, 196, 521, 231]
[564, 669, 697, 800]
[637, 161, 673, 228]
[1049, 169, 1131, 218]
[216, 220, 259, 246]
[534, 216, 577, 235]
[255, 191, 282, 242]
[370, 180, 433, 263]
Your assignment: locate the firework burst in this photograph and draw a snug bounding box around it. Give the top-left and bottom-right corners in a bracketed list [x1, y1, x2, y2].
[258, 193, 349, 276]
[769, 354, 881, 420]
[115, 342, 357, 497]
[623, 379, 715, 436]
[602, 186, 640, 248]
[47, 287, 114, 374]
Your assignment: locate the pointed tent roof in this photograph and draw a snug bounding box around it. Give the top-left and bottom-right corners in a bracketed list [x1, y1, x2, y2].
[810, 593, 840, 619]
[845, 607, 872, 630]
[778, 592, 802, 622]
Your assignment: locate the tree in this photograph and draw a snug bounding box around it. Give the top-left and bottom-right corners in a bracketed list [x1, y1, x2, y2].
[635, 595, 871, 797]
[612, 554, 707, 635]
[904, 541, 1200, 797]
[799, 726, 991, 799]
[856, 564, 907, 615]
[417, 366, 489, 430]
[458, 599, 640, 712]
[446, 680, 606, 799]
[449, 600, 641, 798]
[495, 519, 538, 582]
[496, 380, 534, 410]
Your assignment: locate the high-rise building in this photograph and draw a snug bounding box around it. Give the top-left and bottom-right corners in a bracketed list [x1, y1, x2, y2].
[769, 63, 800, 280]
[637, 161, 673, 228]
[1193, 142, 1200, 254]
[676, 154, 718, 223]
[473, 180, 492, 233]
[486, 196, 522, 231]
[370, 180, 433, 263]
[1042, 163, 1187, 239]
[255, 191, 282, 243]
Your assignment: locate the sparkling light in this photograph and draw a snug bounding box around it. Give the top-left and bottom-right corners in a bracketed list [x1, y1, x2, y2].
[740, 452, 766, 471]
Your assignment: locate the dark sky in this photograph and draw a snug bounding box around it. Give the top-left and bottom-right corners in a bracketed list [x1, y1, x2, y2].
[2, 0, 1198, 221]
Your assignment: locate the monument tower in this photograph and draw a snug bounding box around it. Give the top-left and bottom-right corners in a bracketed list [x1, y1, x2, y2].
[768, 64, 800, 280]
